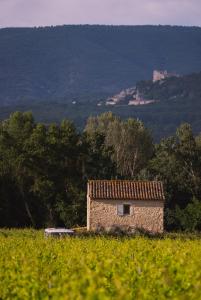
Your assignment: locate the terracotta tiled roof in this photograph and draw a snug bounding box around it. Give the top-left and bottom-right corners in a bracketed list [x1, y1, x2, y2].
[88, 180, 165, 201]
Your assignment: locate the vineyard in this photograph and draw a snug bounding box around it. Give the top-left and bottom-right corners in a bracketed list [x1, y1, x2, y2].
[0, 230, 200, 299]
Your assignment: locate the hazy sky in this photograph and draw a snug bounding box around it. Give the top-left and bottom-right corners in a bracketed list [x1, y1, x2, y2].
[0, 0, 201, 28]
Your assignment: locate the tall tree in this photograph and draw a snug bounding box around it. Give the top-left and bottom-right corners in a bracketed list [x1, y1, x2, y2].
[85, 112, 153, 178]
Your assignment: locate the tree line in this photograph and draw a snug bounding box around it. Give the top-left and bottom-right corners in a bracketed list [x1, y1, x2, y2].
[0, 111, 201, 231]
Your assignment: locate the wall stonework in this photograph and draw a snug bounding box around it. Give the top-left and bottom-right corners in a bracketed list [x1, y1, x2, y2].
[87, 199, 164, 233]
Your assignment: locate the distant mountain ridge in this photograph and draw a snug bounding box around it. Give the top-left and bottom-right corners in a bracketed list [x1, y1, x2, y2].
[1, 25, 201, 105]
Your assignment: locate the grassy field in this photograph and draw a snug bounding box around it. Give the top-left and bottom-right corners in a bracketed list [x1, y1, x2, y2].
[0, 230, 200, 300]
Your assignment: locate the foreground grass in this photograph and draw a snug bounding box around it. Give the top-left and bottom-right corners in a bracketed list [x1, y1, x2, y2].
[0, 230, 200, 299]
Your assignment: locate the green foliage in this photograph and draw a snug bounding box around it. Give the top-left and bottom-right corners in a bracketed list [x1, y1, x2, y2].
[167, 198, 201, 231]
[0, 230, 201, 299]
[0, 112, 81, 227]
[0, 112, 117, 228]
[1, 111, 201, 231]
[85, 112, 153, 178]
[149, 124, 201, 201]
[143, 122, 201, 230]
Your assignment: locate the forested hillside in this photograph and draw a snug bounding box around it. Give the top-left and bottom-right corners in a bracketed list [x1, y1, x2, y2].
[1, 71, 201, 140]
[137, 72, 201, 102]
[1, 25, 201, 105]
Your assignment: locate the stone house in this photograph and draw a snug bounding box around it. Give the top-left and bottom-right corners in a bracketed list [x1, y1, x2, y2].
[87, 180, 165, 233]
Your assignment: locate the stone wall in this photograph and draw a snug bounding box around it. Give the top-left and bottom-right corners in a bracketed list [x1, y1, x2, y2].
[87, 199, 164, 233]
[153, 70, 168, 82]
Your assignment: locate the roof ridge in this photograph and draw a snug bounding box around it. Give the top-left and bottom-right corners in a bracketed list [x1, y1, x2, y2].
[88, 179, 162, 182]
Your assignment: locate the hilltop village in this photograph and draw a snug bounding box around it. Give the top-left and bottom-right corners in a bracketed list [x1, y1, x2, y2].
[103, 70, 179, 106]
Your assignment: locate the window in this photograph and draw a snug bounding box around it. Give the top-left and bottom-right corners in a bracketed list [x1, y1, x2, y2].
[123, 204, 130, 215]
[117, 204, 131, 216]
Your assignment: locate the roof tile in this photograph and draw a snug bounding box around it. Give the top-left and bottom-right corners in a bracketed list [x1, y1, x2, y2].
[88, 180, 165, 201]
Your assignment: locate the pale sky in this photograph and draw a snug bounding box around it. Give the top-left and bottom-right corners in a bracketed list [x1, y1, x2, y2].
[0, 0, 201, 28]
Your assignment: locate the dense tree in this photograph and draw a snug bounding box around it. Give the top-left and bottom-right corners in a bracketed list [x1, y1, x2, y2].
[0, 112, 117, 228]
[166, 198, 201, 231]
[85, 112, 153, 178]
[0, 112, 83, 227]
[146, 123, 201, 229]
[0, 111, 201, 231]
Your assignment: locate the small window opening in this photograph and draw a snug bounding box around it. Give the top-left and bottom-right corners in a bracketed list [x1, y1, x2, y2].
[117, 204, 131, 216]
[123, 204, 130, 215]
